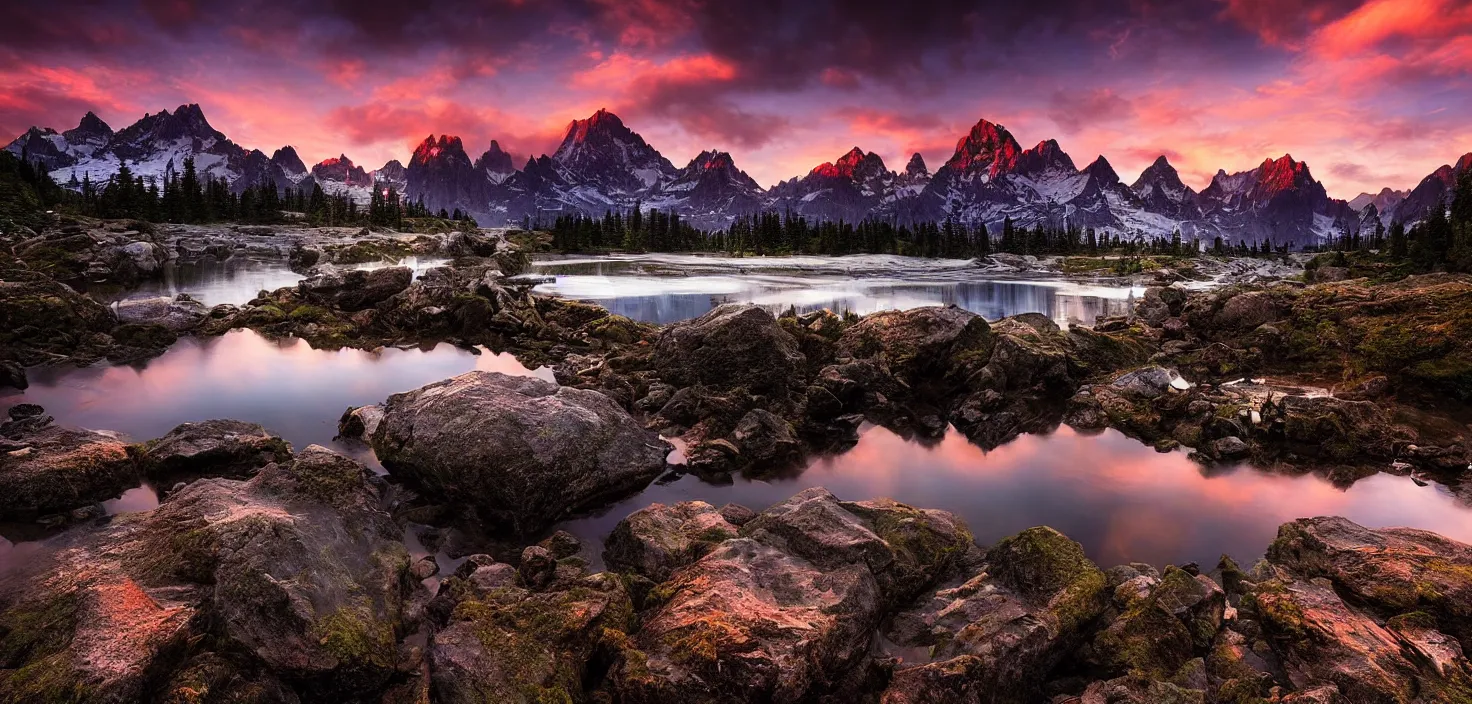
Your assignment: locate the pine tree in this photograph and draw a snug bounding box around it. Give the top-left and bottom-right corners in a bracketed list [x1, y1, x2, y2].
[1389, 220, 1408, 259]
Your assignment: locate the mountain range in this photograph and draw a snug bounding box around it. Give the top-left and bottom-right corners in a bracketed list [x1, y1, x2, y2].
[8, 104, 1470, 245]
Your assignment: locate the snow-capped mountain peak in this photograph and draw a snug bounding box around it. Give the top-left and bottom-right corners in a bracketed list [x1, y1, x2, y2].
[551, 108, 675, 193]
[904, 153, 929, 179]
[1348, 187, 1408, 213]
[269, 146, 309, 180]
[313, 154, 372, 186]
[372, 160, 407, 191]
[1015, 139, 1077, 178]
[946, 117, 1024, 180]
[475, 140, 516, 184]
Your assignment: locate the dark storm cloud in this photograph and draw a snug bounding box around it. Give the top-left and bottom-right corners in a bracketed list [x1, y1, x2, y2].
[2, 0, 1272, 80]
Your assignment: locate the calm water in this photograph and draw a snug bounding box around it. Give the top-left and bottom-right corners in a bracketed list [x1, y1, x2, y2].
[532, 254, 1138, 325]
[98, 255, 449, 307]
[3, 329, 1469, 574]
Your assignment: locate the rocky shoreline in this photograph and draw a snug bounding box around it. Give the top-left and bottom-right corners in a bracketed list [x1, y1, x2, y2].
[3, 216, 1472, 701]
[1, 425, 1469, 702]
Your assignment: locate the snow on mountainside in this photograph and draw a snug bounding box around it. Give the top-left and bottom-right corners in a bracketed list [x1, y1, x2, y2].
[8, 104, 1464, 244]
[312, 154, 374, 205]
[551, 109, 675, 195]
[644, 150, 764, 228]
[765, 147, 897, 225]
[372, 160, 408, 192]
[475, 141, 516, 185]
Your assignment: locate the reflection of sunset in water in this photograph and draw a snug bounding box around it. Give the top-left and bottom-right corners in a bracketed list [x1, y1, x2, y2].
[561, 424, 1472, 570]
[0, 330, 551, 451]
[4, 332, 1469, 571]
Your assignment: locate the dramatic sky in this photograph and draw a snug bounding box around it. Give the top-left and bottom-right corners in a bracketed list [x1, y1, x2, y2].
[2, 0, 1469, 197]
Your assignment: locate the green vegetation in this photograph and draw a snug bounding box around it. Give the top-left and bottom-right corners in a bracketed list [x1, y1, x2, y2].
[1308, 168, 1472, 276]
[3, 149, 476, 230]
[546, 208, 1250, 260]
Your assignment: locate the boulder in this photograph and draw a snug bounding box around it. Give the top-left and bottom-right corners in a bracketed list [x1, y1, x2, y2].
[0, 360, 26, 390]
[603, 501, 740, 582]
[112, 294, 209, 332]
[298, 265, 412, 311]
[957, 317, 1074, 401]
[615, 538, 881, 704]
[1110, 366, 1178, 400]
[0, 271, 117, 364]
[1148, 567, 1226, 650]
[881, 527, 1109, 704]
[0, 445, 410, 700]
[1266, 517, 1472, 645]
[654, 304, 805, 396]
[742, 488, 974, 605]
[730, 408, 800, 465]
[1212, 290, 1284, 332]
[355, 371, 669, 534]
[0, 415, 136, 519]
[835, 306, 993, 385]
[432, 572, 634, 703]
[1274, 395, 1408, 462]
[613, 489, 970, 703]
[136, 419, 292, 478]
[1251, 575, 1423, 703]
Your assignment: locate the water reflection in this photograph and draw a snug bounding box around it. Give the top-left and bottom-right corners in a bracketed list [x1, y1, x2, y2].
[556, 425, 1472, 570]
[0, 329, 552, 452]
[3, 329, 1468, 575]
[532, 255, 1136, 325]
[99, 255, 449, 307]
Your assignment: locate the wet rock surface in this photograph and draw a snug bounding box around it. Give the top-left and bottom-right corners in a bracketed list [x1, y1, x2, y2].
[0, 406, 135, 520]
[0, 444, 411, 701]
[653, 303, 806, 396]
[136, 418, 293, 479]
[4, 218, 1472, 700]
[347, 370, 670, 535]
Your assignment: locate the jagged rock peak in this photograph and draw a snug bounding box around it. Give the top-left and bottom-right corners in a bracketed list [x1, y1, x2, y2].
[905, 152, 929, 177]
[1015, 139, 1076, 175]
[1131, 155, 1191, 195]
[412, 134, 472, 166]
[1254, 154, 1314, 196]
[71, 111, 112, 137]
[1084, 155, 1120, 184]
[270, 146, 306, 174]
[475, 140, 515, 174]
[550, 108, 674, 191]
[563, 108, 625, 142]
[811, 147, 885, 179]
[312, 153, 372, 185]
[374, 160, 406, 182]
[689, 150, 738, 171]
[947, 117, 1023, 176]
[555, 108, 651, 160]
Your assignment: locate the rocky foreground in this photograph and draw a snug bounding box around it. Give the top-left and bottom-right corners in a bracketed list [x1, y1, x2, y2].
[2, 416, 1470, 703]
[3, 218, 1472, 700]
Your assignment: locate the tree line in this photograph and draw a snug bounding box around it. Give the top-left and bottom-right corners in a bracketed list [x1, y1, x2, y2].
[546, 205, 1290, 260]
[3, 149, 475, 230]
[1311, 169, 1472, 273]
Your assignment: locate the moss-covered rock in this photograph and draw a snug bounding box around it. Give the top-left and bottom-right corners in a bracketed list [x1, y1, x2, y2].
[602, 501, 739, 583]
[432, 573, 634, 704]
[0, 415, 137, 520]
[135, 419, 292, 480]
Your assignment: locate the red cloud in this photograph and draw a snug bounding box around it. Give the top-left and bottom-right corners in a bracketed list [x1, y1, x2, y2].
[1217, 0, 1362, 47]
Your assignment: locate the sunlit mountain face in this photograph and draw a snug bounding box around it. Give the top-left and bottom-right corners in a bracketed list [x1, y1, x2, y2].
[2, 0, 1468, 216]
